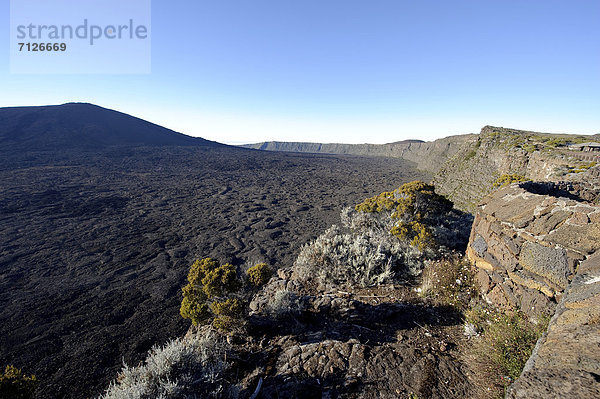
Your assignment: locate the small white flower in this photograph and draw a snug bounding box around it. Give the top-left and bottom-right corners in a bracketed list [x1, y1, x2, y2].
[463, 323, 479, 338]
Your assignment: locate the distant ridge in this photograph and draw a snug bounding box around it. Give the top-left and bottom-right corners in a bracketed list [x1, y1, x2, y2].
[0, 103, 221, 149]
[242, 135, 476, 174]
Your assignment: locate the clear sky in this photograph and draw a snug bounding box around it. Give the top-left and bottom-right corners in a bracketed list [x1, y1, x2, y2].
[1, 0, 600, 144]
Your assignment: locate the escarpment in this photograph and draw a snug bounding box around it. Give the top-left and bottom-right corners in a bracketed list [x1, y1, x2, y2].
[434, 126, 600, 212]
[243, 134, 477, 175]
[245, 126, 600, 214]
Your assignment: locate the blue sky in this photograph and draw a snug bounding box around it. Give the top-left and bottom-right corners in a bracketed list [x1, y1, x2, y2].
[1, 0, 600, 144]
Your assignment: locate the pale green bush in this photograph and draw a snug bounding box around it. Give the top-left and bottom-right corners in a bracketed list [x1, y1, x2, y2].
[100, 330, 235, 399]
[295, 224, 424, 288]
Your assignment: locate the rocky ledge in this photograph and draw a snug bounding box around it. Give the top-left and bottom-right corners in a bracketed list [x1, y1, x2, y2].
[466, 182, 600, 397]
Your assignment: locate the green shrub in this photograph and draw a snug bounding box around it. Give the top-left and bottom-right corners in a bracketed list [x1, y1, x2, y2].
[484, 311, 548, 381]
[464, 139, 481, 161]
[391, 181, 452, 221]
[201, 263, 239, 298]
[355, 181, 452, 218]
[522, 143, 536, 153]
[356, 181, 452, 250]
[246, 263, 273, 287]
[180, 284, 210, 326]
[354, 191, 396, 213]
[493, 174, 529, 188]
[545, 137, 568, 147]
[187, 258, 219, 285]
[544, 136, 589, 148]
[355, 181, 452, 222]
[390, 221, 434, 251]
[180, 258, 241, 326]
[0, 365, 38, 399]
[211, 298, 243, 332]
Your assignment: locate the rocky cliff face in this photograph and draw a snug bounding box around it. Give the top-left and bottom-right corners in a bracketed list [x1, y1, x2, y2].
[466, 182, 600, 398]
[243, 134, 476, 175]
[433, 126, 600, 213]
[467, 182, 600, 316]
[506, 252, 600, 399]
[243, 126, 600, 397]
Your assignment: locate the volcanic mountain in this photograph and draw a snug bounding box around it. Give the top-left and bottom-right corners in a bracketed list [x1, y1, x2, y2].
[0, 102, 220, 150]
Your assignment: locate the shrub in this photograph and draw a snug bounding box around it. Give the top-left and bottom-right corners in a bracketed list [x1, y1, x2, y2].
[246, 263, 273, 287]
[180, 284, 211, 326]
[295, 225, 424, 287]
[354, 191, 396, 213]
[521, 143, 537, 153]
[392, 181, 453, 222]
[543, 136, 589, 148]
[341, 205, 396, 232]
[201, 263, 239, 299]
[101, 330, 235, 399]
[493, 174, 529, 188]
[355, 181, 452, 221]
[180, 258, 241, 326]
[297, 183, 468, 288]
[354, 181, 453, 251]
[573, 161, 597, 173]
[184, 258, 240, 298]
[464, 139, 481, 161]
[390, 221, 434, 251]
[265, 289, 305, 318]
[0, 365, 38, 399]
[210, 298, 243, 332]
[354, 181, 453, 250]
[482, 311, 547, 381]
[464, 149, 477, 161]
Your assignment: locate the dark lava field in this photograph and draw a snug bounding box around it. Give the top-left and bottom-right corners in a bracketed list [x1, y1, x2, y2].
[0, 144, 426, 398]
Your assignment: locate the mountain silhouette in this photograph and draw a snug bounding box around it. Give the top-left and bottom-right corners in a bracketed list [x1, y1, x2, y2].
[0, 102, 220, 149]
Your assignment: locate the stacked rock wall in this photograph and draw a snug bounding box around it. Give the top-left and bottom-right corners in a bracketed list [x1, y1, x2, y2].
[466, 182, 600, 397]
[505, 252, 600, 398]
[467, 182, 600, 317]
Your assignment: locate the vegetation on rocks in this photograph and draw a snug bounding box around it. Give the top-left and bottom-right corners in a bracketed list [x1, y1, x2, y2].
[354, 180, 461, 251]
[265, 289, 305, 318]
[294, 181, 472, 289]
[245, 263, 273, 287]
[0, 365, 38, 399]
[493, 174, 530, 188]
[417, 256, 550, 398]
[210, 298, 244, 332]
[418, 256, 478, 311]
[108, 173, 569, 398]
[464, 305, 549, 397]
[295, 223, 423, 287]
[100, 329, 234, 399]
[180, 258, 248, 331]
